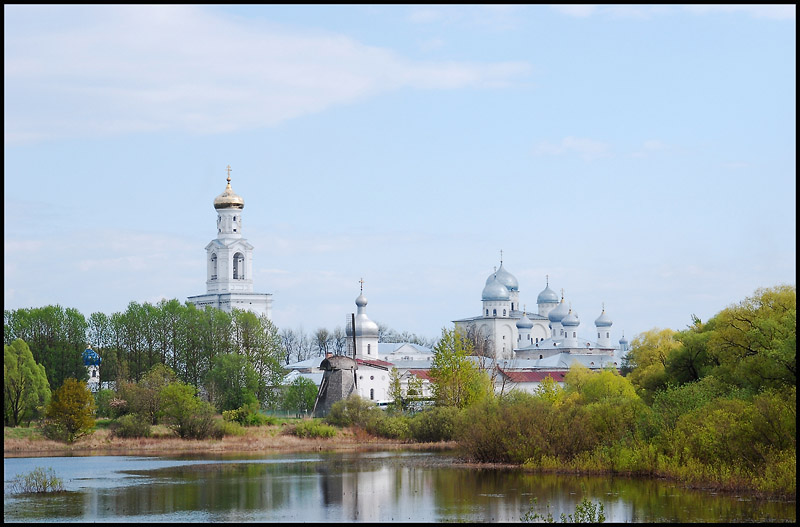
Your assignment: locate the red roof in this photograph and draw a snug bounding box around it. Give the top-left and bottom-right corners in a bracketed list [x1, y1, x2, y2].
[498, 369, 568, 383]
[407, 369, 434, 382]
[356, 358, 394, 369]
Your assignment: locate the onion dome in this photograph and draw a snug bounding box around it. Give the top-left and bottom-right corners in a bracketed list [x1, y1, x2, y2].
[493, 262, 519, 292]
[482, 275, 511, 301]
[548, 297, 569, 323]
[82, 346, 102, 367]
[595, 307, 613, 327]
[213, 169, 244, 210]
[537, 275, 558, 304]
[619, 334, 629, 346]
[516, 312, 534, 329]
[346, 293, 379, 338]
[562, 309, 580, 327]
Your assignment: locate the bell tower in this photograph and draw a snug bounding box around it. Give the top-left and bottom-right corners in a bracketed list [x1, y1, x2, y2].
[188, 166, 272, 318]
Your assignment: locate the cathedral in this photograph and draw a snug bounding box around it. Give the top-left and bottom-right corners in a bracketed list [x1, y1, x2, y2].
[453, 256, 629, 362]
[187, 167, 273, 318]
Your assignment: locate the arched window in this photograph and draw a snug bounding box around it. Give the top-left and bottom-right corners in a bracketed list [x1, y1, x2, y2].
[503, 309, 507, 316]
[493, 309, 497, 316]
[606, 332, 610, 338]
[573, 331, 576, 338]
[210, 254, 218, 280]
[369, 388, 374, 400]
[486, 309, 489, 316]
[539, 354, 543, 359]
[233, 252, 245, 279]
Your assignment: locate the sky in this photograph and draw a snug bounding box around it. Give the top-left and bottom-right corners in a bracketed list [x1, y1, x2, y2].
[4, 4, 796, 344]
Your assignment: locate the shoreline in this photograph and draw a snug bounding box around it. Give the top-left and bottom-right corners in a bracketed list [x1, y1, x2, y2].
[4, 426, 458, 458]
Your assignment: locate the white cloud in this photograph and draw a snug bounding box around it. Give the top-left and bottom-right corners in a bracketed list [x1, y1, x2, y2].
[4, 5, 531, 145]
[532, 136, 611, 160]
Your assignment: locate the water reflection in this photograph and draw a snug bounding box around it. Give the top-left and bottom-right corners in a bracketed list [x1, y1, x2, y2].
[4, 452, 794, 523]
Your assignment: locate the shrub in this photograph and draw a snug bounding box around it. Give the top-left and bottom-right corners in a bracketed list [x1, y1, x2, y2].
[159, 382, 220, 439]
[110, 413, 152, 438]
[292, 420, 337, 438]
[8, 467, 65, 494]
[93, 389, 116, 419]
[324, 395, 380, 428]
[366, 414, 411, 440]
[41, 378, 96, 443]
[216, 418, 247, 437]
[409, 406, 460, 442]
[222, 402, 273, 427]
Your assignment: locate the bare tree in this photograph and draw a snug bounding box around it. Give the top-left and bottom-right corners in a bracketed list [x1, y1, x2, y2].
[280, 328, 298, 365]
[313, 328, 331, 357]
[331, 326, 347, 355]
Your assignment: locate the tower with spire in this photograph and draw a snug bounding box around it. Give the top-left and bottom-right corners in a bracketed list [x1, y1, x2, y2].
[187, 166, 273, 318]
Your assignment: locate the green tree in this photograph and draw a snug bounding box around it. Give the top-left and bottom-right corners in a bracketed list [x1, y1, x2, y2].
[42, 378, 96, 443]
[666, 315, 717, 386]
[159, 382, 219, 439]
[231, 310, 285, 403]
[116, 363, 178, 424]
[205, 353, 260, 412]
[624, 328, 680, 403]
[4, 339, 51, 426]
[708, 285, 796, 392]
[282, 377, 319, 417]
[429, 327, 493, 408]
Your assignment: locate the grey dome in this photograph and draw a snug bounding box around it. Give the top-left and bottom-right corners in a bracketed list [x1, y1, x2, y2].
[493, 263, 519, 292]
[595, 309, 613, 327]
[548, 299, 569, 322]
[346, 294, 379, 338]
[516, 312, 534, 329]
[355, 294, 368, 308]
[562, 310, 580, 327]
[482, 276, 511, 301]
[537, 284, 559, 304]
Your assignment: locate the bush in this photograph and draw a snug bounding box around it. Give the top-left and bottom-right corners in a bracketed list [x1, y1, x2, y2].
[110, 413, 152, 438]
[292, 419, 337, 438]
[325, 395, 380, 428]
[93, 389, 116, 419]
[216, 418, 247, 437]
[41, 378, 96, 443]
[409, 406, 460, 442]
[8, 467, 65, 494]
[366, 414, 411, 440]
[159, 382, 221, 440]
[222, 402, 274, 427]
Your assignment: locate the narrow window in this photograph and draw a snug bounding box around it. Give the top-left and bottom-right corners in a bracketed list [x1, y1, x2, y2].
[503, 309, 507, 316]
[606, 332, 609, 338]
[493, 309, 497, 316]
[370, 388, 374, 400]
[573, 331, 576, 338]
[539, 354, 543, 359]
[367, 343, 371, 355]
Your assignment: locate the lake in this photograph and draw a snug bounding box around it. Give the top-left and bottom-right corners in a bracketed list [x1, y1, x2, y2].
[4, 451, 795, 522]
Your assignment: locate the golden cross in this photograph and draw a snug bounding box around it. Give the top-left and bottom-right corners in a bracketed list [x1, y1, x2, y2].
[226, 165, 232, 181]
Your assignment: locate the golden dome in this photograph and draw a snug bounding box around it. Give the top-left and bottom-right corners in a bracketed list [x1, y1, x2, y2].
[213, 166, 244, 210]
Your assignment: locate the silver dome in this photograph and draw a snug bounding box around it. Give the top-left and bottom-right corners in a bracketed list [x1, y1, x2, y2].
[548, 299, 569, 322]
[537, 285, 559, 304]
[594, 309, 613, 327]
[562, 310, 580, 327]
[494, 263, 519, 292]
[482, 276, 511, 301]
[516, 312, 534, 329]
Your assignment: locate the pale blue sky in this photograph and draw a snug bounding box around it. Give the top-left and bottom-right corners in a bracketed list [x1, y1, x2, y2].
[4, 5, 796, 342]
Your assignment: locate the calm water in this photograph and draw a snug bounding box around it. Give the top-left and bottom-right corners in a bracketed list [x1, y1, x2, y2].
[4, 451, 795, 523]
